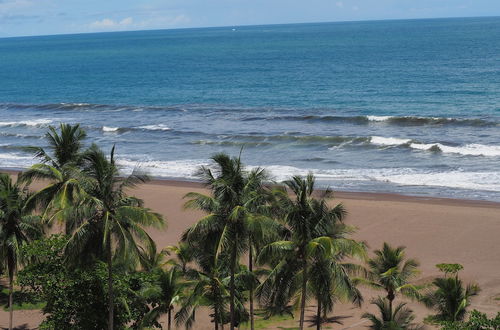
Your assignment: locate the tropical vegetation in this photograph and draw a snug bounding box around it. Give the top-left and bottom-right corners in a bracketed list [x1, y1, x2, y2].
[0, 123, 489, 329]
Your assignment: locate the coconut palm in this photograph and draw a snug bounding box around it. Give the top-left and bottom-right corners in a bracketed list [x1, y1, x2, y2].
[20, 123, 87, 229]
[362, 297, 422, 330]
[308, 246, 364, 329]
[164, 242, 194, 274]
[257, 174, 359, 330]
[358, 243, 421, 316]
[421, 275, 480, 322]
[176, 231, 249, 330]
[63, 144, 164, 330]
[28, 123, 87, 167]
[0, 173, 43, 330]
[183, 152, 272, 330]
[139, 267, 185, 330]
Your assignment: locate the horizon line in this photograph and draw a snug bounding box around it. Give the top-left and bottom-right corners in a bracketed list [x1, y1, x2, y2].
[1, 14, 499, 40]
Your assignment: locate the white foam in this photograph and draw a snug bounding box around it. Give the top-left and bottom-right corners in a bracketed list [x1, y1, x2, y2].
[372, 170, 500, 192]
[138, 124, 171, 131]
[0, 119, 53, 127]
[0, 153, 35, 168]
[367, 115, 392, 122]
[409, 143, 500, 157]
[370, 136, 412, 146]
[369, 136, 500, 157]
[118, 158, 209, 179]
[116, 159, 500, 193]
[102, 126, 119, 132]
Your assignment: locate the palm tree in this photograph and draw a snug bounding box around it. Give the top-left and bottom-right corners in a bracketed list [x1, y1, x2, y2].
[183, 152, 272, 330]
[257, 174, 360, 330]
[64, 144, 164, 330]
[0, 173, 43, 330]
[28, 123, 87, 167]
[140, 267, 185, 330]
[421, 275, 480, 323]
[308, 246, 364, 330]
[176, 232, 241, 330]
[20, 123, 87, 229]
[358, 243, 421, 316]
[164, 242, 194, 274]
[362, 297, 422, 329]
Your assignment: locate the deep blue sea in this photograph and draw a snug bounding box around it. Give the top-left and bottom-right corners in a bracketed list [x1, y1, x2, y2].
[0, 17, 499, 200]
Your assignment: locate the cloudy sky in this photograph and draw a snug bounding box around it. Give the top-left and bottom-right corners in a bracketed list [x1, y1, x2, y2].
[1, 0, 499, 38]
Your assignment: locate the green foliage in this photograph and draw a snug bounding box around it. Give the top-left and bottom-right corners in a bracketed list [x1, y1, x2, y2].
[436, 264, 463, 277]
[257, 174, 365, 330]
[438, 310, 500, 329]
[183, 152, 272, 329]
[17, 235, 154, 330]
[0, 287, 45, 311]
[362, 297, 422, 330]
[357, 243, 421, 305]
[422, 272, 480, 323]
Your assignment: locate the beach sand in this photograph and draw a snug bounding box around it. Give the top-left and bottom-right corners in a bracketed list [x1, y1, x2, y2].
[1, 177, 499, 329]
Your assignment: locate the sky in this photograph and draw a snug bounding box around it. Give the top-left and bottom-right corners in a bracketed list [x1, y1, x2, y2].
[1, 0, 500, 38]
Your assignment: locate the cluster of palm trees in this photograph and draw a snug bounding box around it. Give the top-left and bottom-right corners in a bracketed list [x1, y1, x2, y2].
[0, 124, 163, 330]
[0, 123, 481, 330]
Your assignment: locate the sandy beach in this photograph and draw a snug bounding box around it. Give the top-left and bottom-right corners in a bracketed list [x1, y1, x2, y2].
[1, 176, 499, 329]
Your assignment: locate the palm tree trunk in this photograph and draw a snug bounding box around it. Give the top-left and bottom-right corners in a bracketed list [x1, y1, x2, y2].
[387, 289, 394, 321]
[316, 298, 321, 330]
[299, 258, 308, 330]
[8, 271, 14, 330]
[168, 307, 172, 330]
[229, 244, 236, 330]
[249, 243, 255, 330]
[107, 235, 114, 330]
[213, 305, 219, 330]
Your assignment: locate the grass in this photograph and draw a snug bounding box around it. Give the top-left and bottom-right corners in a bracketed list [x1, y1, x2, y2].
[239, 309, 296, 329]
[0, 287, 45, 311]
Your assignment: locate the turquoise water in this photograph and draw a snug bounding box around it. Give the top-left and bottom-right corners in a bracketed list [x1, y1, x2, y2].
[0, 17, 499, 200]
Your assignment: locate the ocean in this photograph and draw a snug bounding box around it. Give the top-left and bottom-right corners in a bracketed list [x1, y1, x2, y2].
[0, 17, 499, 200]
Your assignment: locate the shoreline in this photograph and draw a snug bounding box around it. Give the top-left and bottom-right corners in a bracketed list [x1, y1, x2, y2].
[3, 167, 500, 209]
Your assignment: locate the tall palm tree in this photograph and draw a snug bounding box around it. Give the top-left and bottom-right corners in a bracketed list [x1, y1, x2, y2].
[20, 123, 87, 229]
[0, 173, 42, 330]
[64, 144, 164, 330]
[140, 267, 185, 330]
[308, 245, 364, 330]
[176, 231, 242, 330]
[421, 275, 480, 323]
[28, 123, 87, 167]
[362, 297, 422, 330]
[183, 152, 272, 330]
[257, 174, 361, 330]
[358, 243, 421, 316]
[164, 242, 194, 274]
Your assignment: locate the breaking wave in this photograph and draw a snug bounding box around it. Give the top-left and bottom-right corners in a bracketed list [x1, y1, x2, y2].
[369, 136, 500, 157]
[116, 158, 500, 192]
[244, 114, 497, 127]
[0, 119, 53, 128]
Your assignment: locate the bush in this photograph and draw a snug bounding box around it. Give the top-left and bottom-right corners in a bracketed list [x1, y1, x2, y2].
[439, 310, 500, 330]
[18, 235, 154, 330]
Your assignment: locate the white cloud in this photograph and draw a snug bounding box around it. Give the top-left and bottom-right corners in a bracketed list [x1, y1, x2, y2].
[89, 17, 134, 30]
[134, 14, 191, 28]
[336, 2, 344, 8]
[87, 14, 190, 32]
